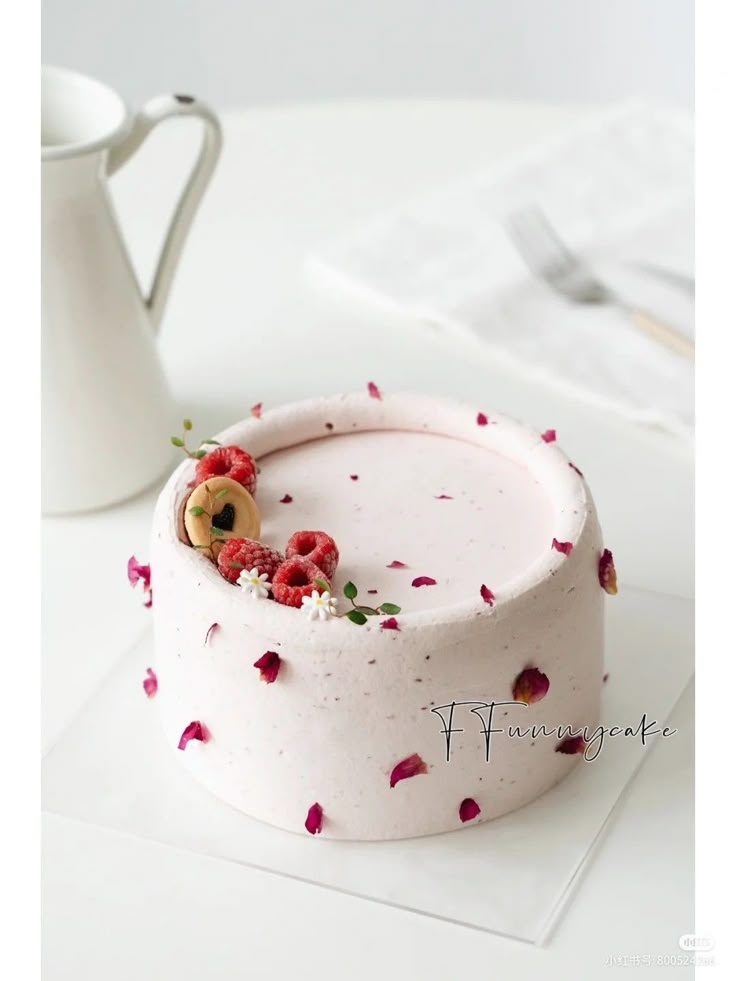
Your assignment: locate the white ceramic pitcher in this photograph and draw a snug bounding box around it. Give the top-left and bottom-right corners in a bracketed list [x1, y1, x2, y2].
[42, 65, 222, 515]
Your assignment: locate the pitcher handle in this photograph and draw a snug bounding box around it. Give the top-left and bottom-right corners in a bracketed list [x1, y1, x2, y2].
[107, 93, 222, 332]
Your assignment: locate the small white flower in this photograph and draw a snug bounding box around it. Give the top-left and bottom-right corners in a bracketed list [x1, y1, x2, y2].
[301, 589, 338, 621]
[237, 567, 272, 599]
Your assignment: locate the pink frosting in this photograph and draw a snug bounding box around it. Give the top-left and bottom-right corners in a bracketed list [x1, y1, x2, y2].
[151, 393, 604, 840]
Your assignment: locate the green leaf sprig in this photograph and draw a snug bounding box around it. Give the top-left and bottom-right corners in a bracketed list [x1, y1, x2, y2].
[312, 578, 401, 626]
[171, 418, 221, 459]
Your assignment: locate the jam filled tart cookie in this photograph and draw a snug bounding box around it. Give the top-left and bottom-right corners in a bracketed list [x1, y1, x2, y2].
[183, 476, 261, 558]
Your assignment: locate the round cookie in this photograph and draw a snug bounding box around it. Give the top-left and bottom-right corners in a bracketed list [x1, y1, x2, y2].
[183, 476, 260, 558]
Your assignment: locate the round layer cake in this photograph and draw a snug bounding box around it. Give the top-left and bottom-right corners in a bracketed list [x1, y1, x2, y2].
[150, 392, 611, 840]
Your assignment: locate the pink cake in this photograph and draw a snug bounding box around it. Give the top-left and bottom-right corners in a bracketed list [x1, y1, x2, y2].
[149, 391, 615, 840]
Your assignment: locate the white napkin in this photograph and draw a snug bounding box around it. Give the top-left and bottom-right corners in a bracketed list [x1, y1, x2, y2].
[306, 103, 694, 440]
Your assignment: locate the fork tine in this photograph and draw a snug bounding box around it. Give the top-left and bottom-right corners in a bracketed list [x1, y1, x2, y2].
[505, 206, 576, 279]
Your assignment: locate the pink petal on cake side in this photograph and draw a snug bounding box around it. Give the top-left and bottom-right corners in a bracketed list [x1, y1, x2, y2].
[387, 560, 407, 569]
[512, 667, 550, 704]
[380, 617, 400, 631]
[434, 494, 453, 499]
[389, 753, 428, 788]
[541, 429, 557, 443]
[178, 721, 208, 751]
[350, 474, 359, 481]
[603, 672, 610, 683]
[411, 576, 437, 587]
[204, 622, 219, 645]
[250, 401, 263, 419]
[367, 589, 378, 594]
[556, 735, 586, 755]
[569, 461, 584, 477]
[253, 650, 281, 683]
[551, 538, 574, 555]
[142, 667, 158, 698]
[459, 797, 481, 822]
[305, 802, 323, 835]
[599, 549, 618, 594]
[279, 494, 293, 504]
[127, 555, 150, 589]
[480, 584, 495, 606]
[367, 381, 382, 400]
[476, 411, 488, 426]
[143, 590, 153, 608]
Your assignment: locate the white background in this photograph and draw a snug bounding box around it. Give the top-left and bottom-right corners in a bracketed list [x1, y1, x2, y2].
[42, 0, 693, 109]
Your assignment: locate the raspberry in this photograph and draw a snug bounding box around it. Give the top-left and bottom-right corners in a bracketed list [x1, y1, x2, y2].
[217, 538, 284, 585]
[272, 557, 330, 608]
[195, 445, 257, 495]
[285, 530, 339, 579]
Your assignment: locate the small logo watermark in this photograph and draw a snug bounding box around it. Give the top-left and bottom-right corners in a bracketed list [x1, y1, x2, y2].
[679, 934, 715, 952]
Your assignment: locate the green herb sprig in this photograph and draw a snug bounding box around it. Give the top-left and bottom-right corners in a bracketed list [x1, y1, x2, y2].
[313, 578, 401, 626]
[171, 418, 221, 459]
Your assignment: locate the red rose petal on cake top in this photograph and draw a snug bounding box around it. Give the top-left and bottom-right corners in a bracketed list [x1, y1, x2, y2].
[476, 411, 488, 426]
[285, 530, 339, 579]
[253, 651, 281, 683]
[556, 735, 586, 755]
[541, 429, 557, 443]
[569, 461, 584, 477]
[142, 667, 157, 698]
[435, 494, 453, 499]
[250, 402, 263, 419]
[411, 576, 436, 587]
[552, 538, 573, 555]
[280, 494, 293, 504]
[305, 802, 323, 835]
[204, 622, 219, 645]
[367, 381, 382, 400]
[390, 753, 428, 788]
[178, 721, 208, 751]
[387, 560, 407, 569]
[350, 474, 359, 481]
[599, 549, 618, 594]
[194, 445, 257, 496]
[459, 797, 481, 822]
[480, 584, 495, 606]
[512, 667, 550, 704]
[380, 617, 400, 631]
[127, 556, 152, 607]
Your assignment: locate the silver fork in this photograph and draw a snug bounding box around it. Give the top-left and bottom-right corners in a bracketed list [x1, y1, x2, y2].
[505, 207, 695, 360]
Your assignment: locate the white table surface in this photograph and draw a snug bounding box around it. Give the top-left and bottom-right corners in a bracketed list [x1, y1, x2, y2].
[42, 100, 694, 980]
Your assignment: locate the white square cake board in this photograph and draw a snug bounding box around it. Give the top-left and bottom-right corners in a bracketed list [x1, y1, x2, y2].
[42, 586, 692, 944]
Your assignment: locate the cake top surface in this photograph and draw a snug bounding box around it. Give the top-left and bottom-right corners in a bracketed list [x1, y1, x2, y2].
[157, 391, 594, 640]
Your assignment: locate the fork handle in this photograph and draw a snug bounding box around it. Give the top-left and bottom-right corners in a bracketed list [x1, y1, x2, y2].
[629, 308, 695, 360]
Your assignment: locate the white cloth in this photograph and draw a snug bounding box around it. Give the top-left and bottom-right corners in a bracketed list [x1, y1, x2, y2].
[306, 103, 694, 439]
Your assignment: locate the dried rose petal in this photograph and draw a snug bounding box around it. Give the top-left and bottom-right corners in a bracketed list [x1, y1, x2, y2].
[367, 589, 378, 594]
[380, 617, 400, 631]
[541, 429, 557, 443]
[280, 494, 293, 504]
[305, 802, 323, 835]
[569, 461, 584, 477]
[556, 734, 586, 755]
[411, 576, 436, 587]
[350, 474, 359, 481]
[552, 538, 573, 555]
[142, 667, 158, 698]
[476, 411, 488, 426]
[434, 494, 453, 499]
[459, 798, 481, 822]
[387, 560, 407, 569]
[250, 402, 263, 419]
[204, 622, 219, 645]
[367, 381, 382, 400]
[599, 549, 618, 594]
[512, 667, 550, 704]
[128, 556, 152, 607]
[253, 650, 281, 683]
[127, 556, 150, 589]
[480, 584, 495, 606]
[389, 753, 428, 788]
[178, 721, 208, 751]
[603, 672, 610, 683]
